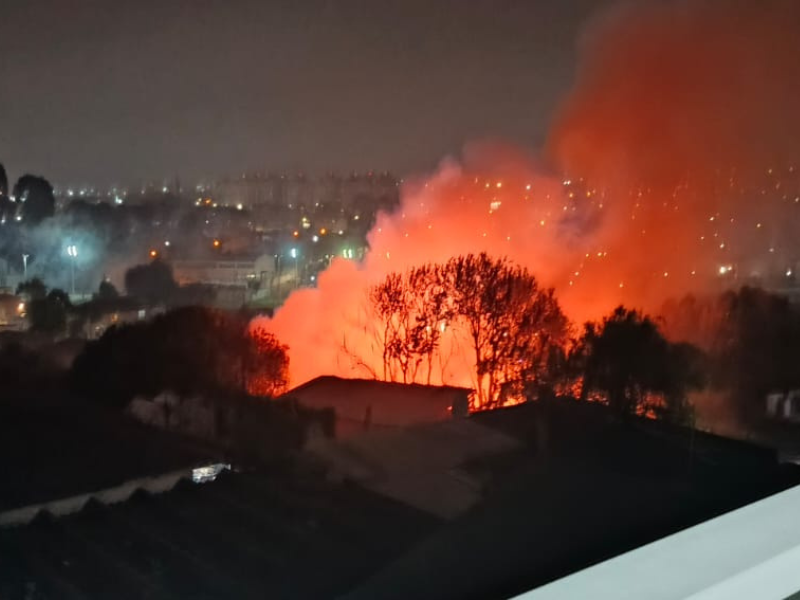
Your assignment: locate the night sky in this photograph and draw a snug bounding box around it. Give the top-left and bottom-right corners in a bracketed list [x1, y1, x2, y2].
[0, 0, 613, 187]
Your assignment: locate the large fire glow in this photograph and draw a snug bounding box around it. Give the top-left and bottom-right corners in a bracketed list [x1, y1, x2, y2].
[254, 0, 800, 390]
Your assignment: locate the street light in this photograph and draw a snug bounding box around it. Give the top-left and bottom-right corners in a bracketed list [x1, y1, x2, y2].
[66, 244, 78, 296]
[289, 247, 299, 286]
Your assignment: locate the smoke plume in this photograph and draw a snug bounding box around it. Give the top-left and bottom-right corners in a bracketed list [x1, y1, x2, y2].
[256, 0, 800, 388]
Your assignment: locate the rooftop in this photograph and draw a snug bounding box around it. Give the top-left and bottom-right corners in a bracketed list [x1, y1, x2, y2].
[0, 399, 217, 513]
[283, 376, 472, 434]
[2, 398, 798, 599]
[0, 468, 439, 599]
[344, 401, 800, 599]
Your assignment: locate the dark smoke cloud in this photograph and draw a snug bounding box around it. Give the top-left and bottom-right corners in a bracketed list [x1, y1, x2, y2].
[548, 0, 800, 185]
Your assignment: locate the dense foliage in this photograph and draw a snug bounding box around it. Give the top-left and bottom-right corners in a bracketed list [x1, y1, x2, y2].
[11, 174, 55, 225]
[71, 306, 289, 407]
[572, 307, 706, 423]
[124, 260, 179, 305]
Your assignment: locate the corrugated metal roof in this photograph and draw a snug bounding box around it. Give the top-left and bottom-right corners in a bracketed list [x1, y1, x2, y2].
[0, 469, 440, 599]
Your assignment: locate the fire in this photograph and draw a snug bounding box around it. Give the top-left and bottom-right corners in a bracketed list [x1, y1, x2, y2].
[252, 0, 800, 395]
[253, 148, 800, 390]
[254, 149, 645, 388]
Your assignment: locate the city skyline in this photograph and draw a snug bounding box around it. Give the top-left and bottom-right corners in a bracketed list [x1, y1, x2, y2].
[0, 0, 611, 187]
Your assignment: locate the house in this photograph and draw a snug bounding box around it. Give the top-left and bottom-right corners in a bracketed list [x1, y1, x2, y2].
[171, 254, 276, 289]
[171, 253, 281, 308]
[282, 376, 472, 438]
[126, 391, 335, 459]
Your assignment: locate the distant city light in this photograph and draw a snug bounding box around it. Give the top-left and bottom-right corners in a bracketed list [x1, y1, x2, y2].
[290, 247, 298, 259]
[213, 239, 221, 248]
[236, 203, 243, 210]
[149, 249, 158, 258]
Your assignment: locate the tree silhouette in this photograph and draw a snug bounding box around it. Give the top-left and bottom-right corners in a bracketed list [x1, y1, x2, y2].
[28, 289, 72, 335]
[370, 264, 452, 384]
[369, 253, 570, 409]
[124, 260, 178, 305]
[97, 278, 120, 300]
[0, 162, 13, 223]
[245, 327, 290, 397]
[16, 278, 47, 300]
[12, 174, 55, 225]
[445, 254, 570, 409]
[574, 306, 705, 422]
[71, 306, 290, 407]
[0, 162, 7, 197]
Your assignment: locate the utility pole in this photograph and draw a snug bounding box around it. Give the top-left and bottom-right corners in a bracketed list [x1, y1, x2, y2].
[290, 247, 299, 288]
[67, 245, 78, 296]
